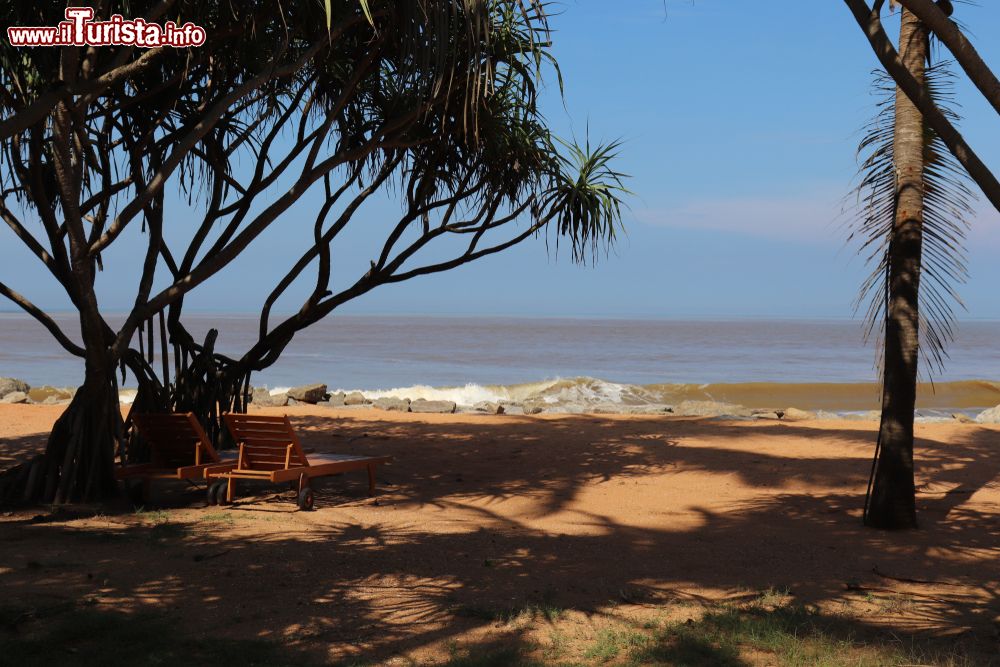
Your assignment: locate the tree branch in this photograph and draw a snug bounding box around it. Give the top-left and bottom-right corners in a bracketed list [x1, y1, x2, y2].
[843, 0, 1000, 213]
[892, 0, 1000, 117]
[0, 282, 85, 357]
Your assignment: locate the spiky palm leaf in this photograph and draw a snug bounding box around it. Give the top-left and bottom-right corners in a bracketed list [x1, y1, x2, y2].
[850, 61, 976, 376]
[539, 137, 629, 264]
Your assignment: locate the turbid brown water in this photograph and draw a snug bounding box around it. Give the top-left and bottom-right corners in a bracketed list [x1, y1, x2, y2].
[3, 314, 1000, 414]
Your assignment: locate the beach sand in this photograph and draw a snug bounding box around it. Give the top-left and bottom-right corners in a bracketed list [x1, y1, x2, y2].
[1, 404, 998, 663]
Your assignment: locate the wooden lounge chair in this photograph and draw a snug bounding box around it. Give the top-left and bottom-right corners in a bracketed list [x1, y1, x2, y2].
[117, 412, 231, 504]
[204, 413, 392, 510]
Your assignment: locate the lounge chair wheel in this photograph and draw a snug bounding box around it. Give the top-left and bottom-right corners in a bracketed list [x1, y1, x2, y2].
[297, 488, 314, 511]
[215, 482, 231, 506]
[206, 481, 220, 505]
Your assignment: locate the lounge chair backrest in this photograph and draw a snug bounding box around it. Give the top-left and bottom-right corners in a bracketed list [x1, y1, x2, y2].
[131, 412, 219, 468]
[222, 414, 309, 471]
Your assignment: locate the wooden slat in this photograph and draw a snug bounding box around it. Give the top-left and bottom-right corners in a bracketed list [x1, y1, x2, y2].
[229, 416, 288, 424]
[238, 444, 294, 455]
[245, 455, 293, 465]
[127, 413, 222, 488]
[229, 419, 290, 427]
[232, 429, 292, 445]
[237, 437, 294, 446]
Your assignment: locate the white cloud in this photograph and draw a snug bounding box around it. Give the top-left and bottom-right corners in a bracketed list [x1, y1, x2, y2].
[636, 187, 1000, 248]
[634, 187, 850, 243]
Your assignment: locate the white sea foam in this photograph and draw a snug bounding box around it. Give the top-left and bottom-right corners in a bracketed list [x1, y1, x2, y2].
[334, 381, 536, 406]
[333, 377, 655, 411]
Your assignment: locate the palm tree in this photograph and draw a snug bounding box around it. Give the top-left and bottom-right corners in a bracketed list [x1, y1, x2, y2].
[853, 2, 974, 529]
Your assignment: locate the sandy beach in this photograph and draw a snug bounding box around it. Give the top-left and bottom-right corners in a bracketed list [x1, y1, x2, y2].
[2, 403, 998, 663]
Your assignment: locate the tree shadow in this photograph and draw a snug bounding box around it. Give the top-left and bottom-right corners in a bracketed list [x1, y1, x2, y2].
[1, 412, 998, 663]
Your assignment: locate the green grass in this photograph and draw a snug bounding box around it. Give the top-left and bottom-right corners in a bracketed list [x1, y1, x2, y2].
[3, 593, 991, 667]
[133, 507, 171, 523]
[455, 601, 565, 625]
[611, 604, 985, 667]
[200, 511, 236, 525]
[583, 628, 651, 662]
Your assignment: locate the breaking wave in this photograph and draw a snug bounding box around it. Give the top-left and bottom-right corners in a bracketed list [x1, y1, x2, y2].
[327, 377, 1000, 414]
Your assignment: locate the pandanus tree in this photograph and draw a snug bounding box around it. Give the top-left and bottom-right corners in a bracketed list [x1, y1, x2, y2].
[0, 1, 627, 504]
[850, 0, 976, 529]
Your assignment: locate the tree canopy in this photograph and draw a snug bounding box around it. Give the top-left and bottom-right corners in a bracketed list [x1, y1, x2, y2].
[0, 1, 627, 503]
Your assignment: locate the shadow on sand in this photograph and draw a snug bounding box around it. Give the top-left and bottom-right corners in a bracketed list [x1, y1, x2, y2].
[1, 413, 998, 664]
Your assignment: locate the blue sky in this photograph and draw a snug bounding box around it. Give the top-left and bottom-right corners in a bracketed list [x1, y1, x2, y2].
[4, 0, 1000, 320]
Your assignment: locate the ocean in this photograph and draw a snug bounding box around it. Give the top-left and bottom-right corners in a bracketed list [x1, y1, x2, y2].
[2, 313, 999, 414]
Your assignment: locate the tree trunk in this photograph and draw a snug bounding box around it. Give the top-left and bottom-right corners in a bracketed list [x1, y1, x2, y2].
[865, 9, 927, 530]
[41, 362, 123, 504]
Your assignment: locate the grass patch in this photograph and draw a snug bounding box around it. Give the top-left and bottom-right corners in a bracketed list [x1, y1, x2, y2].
[583, 628, 651, 662]
[442, 640, 547, 667]
[455, 601, 564, 625]
[133, 507, 171, 523]
[1, 606, 321, 667]
[455, 601, 992, 666]
[628, 605, 986, 667]
[200, 511, 236, 525]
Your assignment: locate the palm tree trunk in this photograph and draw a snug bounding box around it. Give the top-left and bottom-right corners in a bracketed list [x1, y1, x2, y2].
[865, 8, 927, 530]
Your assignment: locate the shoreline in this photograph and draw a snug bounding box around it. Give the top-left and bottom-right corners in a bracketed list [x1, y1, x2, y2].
[4, 375, 1000, 424]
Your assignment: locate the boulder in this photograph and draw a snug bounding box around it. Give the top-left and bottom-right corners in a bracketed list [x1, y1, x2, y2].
[975, 404, 1000, 425]
[952, 413, 975, 424]
[344, 391, 370, 406]
[250, 387, 270, 404]
[522, 401, 545, 415]
[373, 397, 410, 412]
[287, 383, 328, 404]
[782, 407, 816, 422]
[410, 399, 457, 414]
[317, 392, 347, 408]
[251, 387, 288, 407]
[0, 377, 29, 399]
[473, 401, 505, 415]
[754, 411, 782, 421]
[1, 391, 28, 404]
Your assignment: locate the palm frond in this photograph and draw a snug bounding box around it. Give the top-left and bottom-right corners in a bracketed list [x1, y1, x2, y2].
[539, 136, 630, 264]
[850, 61, 976, 376]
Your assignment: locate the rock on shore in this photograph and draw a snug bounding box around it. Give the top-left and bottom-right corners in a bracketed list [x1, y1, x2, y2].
[976, 404, 1000, 424]
[0, 391, 28, 404]
[251, 387, 288, 407]
[318, 392, 347, 408]
[0, 378, 29, 400]
[374, 397, 410, 412]
[344, 391, 370, 406]
[782, 407, 816, 422]
[410, 399, 457, 414]
[287, 383, 328, 404]
[521, 401, 545, 415]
